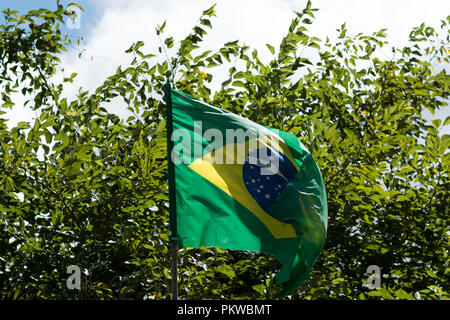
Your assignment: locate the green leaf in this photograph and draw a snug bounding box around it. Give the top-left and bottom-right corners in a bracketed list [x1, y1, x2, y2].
[432, 119, 441, 128]
[15, 140, 25, 156]
[252, 284, 265, 295]
[163, 268, 172, 280]
[266, 44, 275, 55]
[1, 102, 14, 108]
[426, 269, 437, 278]
[200, 18, 212, 29]
[308, 42, 320, 50]
[394, 289, 414, 300]
[443, 115, 450, 127]
[367, 287, 394, 299]
[164, 37, 174, 48]
[202, 4, 217, 17]
[216, 265, 236, 279]
[232, 80, 246, 88]
[44, 130, 52, 144]
[331, 278, 345, 285]
[17, 121, 31, 129]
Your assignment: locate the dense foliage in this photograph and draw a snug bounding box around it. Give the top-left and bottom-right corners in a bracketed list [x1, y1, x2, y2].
[0, 1, 449, 299]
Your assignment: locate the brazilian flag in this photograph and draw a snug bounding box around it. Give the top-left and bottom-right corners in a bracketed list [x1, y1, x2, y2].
[167, 87, 327, 297]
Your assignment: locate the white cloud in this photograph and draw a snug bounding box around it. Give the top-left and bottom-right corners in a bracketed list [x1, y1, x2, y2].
[57, 0, 299, 118]
[296, 0, 448, 43]
[3, 0, 449, 129]
[53, 0, 450, 94]
[64, 0, 296, 89]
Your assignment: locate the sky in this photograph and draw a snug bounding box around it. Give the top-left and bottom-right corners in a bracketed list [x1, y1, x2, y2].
[1, 0, 449, 134]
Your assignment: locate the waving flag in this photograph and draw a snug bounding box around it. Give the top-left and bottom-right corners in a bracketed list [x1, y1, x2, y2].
[167, 88, 327, 297]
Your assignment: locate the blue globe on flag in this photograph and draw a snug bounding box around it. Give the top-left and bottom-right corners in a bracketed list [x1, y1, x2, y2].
[243, 147, 297, 215]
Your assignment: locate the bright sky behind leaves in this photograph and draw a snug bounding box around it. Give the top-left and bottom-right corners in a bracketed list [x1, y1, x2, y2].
[1, 0, 449, 134]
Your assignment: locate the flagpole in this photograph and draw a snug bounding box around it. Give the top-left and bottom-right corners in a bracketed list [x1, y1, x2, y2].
[164, 81, 178, 300]
[170, 240, 178, 300]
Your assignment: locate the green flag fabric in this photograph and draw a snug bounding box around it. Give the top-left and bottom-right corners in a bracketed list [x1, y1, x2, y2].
[168, 88, 328, 297]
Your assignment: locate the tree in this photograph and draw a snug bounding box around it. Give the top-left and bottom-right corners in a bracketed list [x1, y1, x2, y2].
[0, 1, 448, 299]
